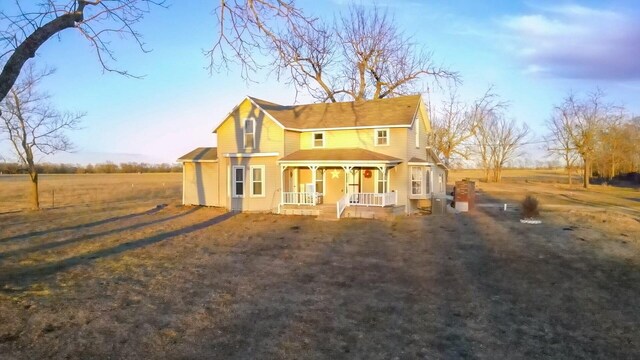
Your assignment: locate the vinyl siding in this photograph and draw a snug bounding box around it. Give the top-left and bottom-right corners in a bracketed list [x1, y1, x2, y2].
[216, 98, 285, 155]
[299, 128, 408, 158]
[225, 156, 280, 212]
[183, 162, 219, 206]
[283, 130, 300, 156]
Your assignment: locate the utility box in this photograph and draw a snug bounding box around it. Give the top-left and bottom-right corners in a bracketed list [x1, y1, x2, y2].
[454, 180, 475, 212]
[431, 194, 447, 215]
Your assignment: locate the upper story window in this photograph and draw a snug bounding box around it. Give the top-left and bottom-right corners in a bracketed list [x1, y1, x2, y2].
[244, 118, 255, 149]
[375, 128, 389, 146]
[312, 132, 324, 147]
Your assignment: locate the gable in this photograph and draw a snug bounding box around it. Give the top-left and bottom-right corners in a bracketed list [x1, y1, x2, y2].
[213, 97, 284, 134]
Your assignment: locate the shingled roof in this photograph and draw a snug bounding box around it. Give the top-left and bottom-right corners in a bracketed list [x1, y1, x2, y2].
[248, 95, 422, 130]
[280, 148, 402, 163]
[178, 147, 218, 162]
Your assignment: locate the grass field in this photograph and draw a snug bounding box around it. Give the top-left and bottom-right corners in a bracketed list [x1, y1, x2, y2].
[0, 171, 639, 358]
[0, 173, 181, 213]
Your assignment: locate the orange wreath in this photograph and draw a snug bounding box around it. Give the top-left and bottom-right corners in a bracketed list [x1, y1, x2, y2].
[364, 169, 373, 178]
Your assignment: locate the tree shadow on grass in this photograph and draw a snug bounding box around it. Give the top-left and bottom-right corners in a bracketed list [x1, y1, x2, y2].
[0, 207, 201, 259]
[0, 206, 167, 244]
[0, 211, 236, 290]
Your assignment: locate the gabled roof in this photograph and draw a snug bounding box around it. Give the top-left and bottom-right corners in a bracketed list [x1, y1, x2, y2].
[249, 95, 421, 130]
[279, 148, 402, 163]
[178, 147, 218, 162]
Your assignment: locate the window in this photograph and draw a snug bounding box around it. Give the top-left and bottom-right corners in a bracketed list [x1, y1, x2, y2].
[315, 169, 324, 194]
[425, 168, 432, 194]
[233, 166, 245, 197]
[410, 166, 422, 195]
[438, 173, 444, 193]
[376, 169, 388, 193]
[250, 166, 265, 196]
[244, 118, 255, 149]
[375, 129, 389, 146]
[312, 132, 324, 147]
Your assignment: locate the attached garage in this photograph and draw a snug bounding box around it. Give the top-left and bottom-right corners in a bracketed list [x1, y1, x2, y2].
[178, 147, 220, 206]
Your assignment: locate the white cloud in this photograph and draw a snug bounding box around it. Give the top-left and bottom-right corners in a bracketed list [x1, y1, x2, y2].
[502, 4, 640, 80]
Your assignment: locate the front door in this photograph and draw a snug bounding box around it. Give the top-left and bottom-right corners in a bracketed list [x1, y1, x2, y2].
[346, 169, 361, 203]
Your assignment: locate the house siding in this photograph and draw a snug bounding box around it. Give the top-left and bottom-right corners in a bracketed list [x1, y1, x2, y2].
[225, 156, 281, 212]
[216, 98, 285, 155]
[183, 162, 219, 206]
[182, 95, 445, 216]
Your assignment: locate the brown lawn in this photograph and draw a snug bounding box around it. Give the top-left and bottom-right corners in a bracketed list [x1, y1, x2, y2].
[0, 172, 639, 359]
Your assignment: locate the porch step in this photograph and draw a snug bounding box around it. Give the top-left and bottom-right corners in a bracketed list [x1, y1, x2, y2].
[342, 205, 405, 220]
[316, 205, 340, 221]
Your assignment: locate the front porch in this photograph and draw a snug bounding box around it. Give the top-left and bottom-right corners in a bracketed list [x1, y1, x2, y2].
[278, 148, 403, 219]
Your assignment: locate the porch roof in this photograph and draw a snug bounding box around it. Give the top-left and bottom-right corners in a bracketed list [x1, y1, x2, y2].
[177, 147, 218, 162]
[279, 148, 402, 165]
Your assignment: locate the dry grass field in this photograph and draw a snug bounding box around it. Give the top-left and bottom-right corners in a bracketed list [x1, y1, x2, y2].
[0, 173, 182, 213]
[0, 171, 639, 358]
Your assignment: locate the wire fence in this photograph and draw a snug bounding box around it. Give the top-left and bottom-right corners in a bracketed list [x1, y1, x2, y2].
[0, 174, 182, 213]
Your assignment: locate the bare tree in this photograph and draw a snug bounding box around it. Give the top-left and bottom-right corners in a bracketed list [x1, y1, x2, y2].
[208, 0, 316, 80]
[431, 86, 474, 166]
[0, 65, 83, 209]
[555, 89, 623, 188]
[546, 108, 579, 185]
[268, 5, 458, 102]
[488, 116, 530, 182]
[0, 0, 166, 107]
[468, 87, 507, 182]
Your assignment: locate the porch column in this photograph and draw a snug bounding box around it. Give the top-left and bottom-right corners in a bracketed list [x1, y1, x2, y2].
[309, 165, 318, 205]
[376, 165, 387, 206]
[341, 165, 353, 194]
[280, 165, 287, 207]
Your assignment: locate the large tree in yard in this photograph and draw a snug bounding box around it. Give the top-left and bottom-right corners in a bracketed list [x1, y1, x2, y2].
[267, 5, 458, 102]
[0, 0, 169, 108]
[554, 89, 624, 189]
[1, 66, 83, 210]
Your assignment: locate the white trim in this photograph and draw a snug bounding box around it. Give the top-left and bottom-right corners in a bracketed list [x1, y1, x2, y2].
[181, 163, 186, 204]
[312, 131, 325, 148]
[374, 128, 390, 146]
[375, 168, 388, 194]
[177, 159, 218, 163]
[213, 96, 286, 133]
[410, 166, 423, 196]
[415, 115, 420, 149]
[249, 165, 266, 197]
[224, 152, 279, 158]
[243, 118, 256, 149]
[408, 161, 435, 166]
[288, 124, 410, 132]
[246, 97, 286, 129]
[232, 165, 245, 198]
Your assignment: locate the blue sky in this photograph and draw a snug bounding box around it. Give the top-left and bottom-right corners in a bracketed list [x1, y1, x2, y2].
[1, 0, 639, 164]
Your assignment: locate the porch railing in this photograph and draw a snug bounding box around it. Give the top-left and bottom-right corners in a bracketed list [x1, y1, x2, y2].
[282, 192, 319, 205]
[348, 192, 397, 207]
[336, 192, 397, 218]
[337, 193, 350, 218]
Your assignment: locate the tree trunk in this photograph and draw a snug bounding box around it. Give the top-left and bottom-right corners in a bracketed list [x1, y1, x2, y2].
[29, 171, 40, 210]
[568, 167, 572, 186]
[583, 158, 590, 189]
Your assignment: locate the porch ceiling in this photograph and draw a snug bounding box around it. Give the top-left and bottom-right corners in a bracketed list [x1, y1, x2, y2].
[279, 148, 402, 166]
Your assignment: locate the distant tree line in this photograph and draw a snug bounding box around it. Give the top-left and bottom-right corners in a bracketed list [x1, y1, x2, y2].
[0, 161, 182, 175]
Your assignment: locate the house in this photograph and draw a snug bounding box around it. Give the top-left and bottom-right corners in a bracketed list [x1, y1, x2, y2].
[178, 95, 447, 219]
